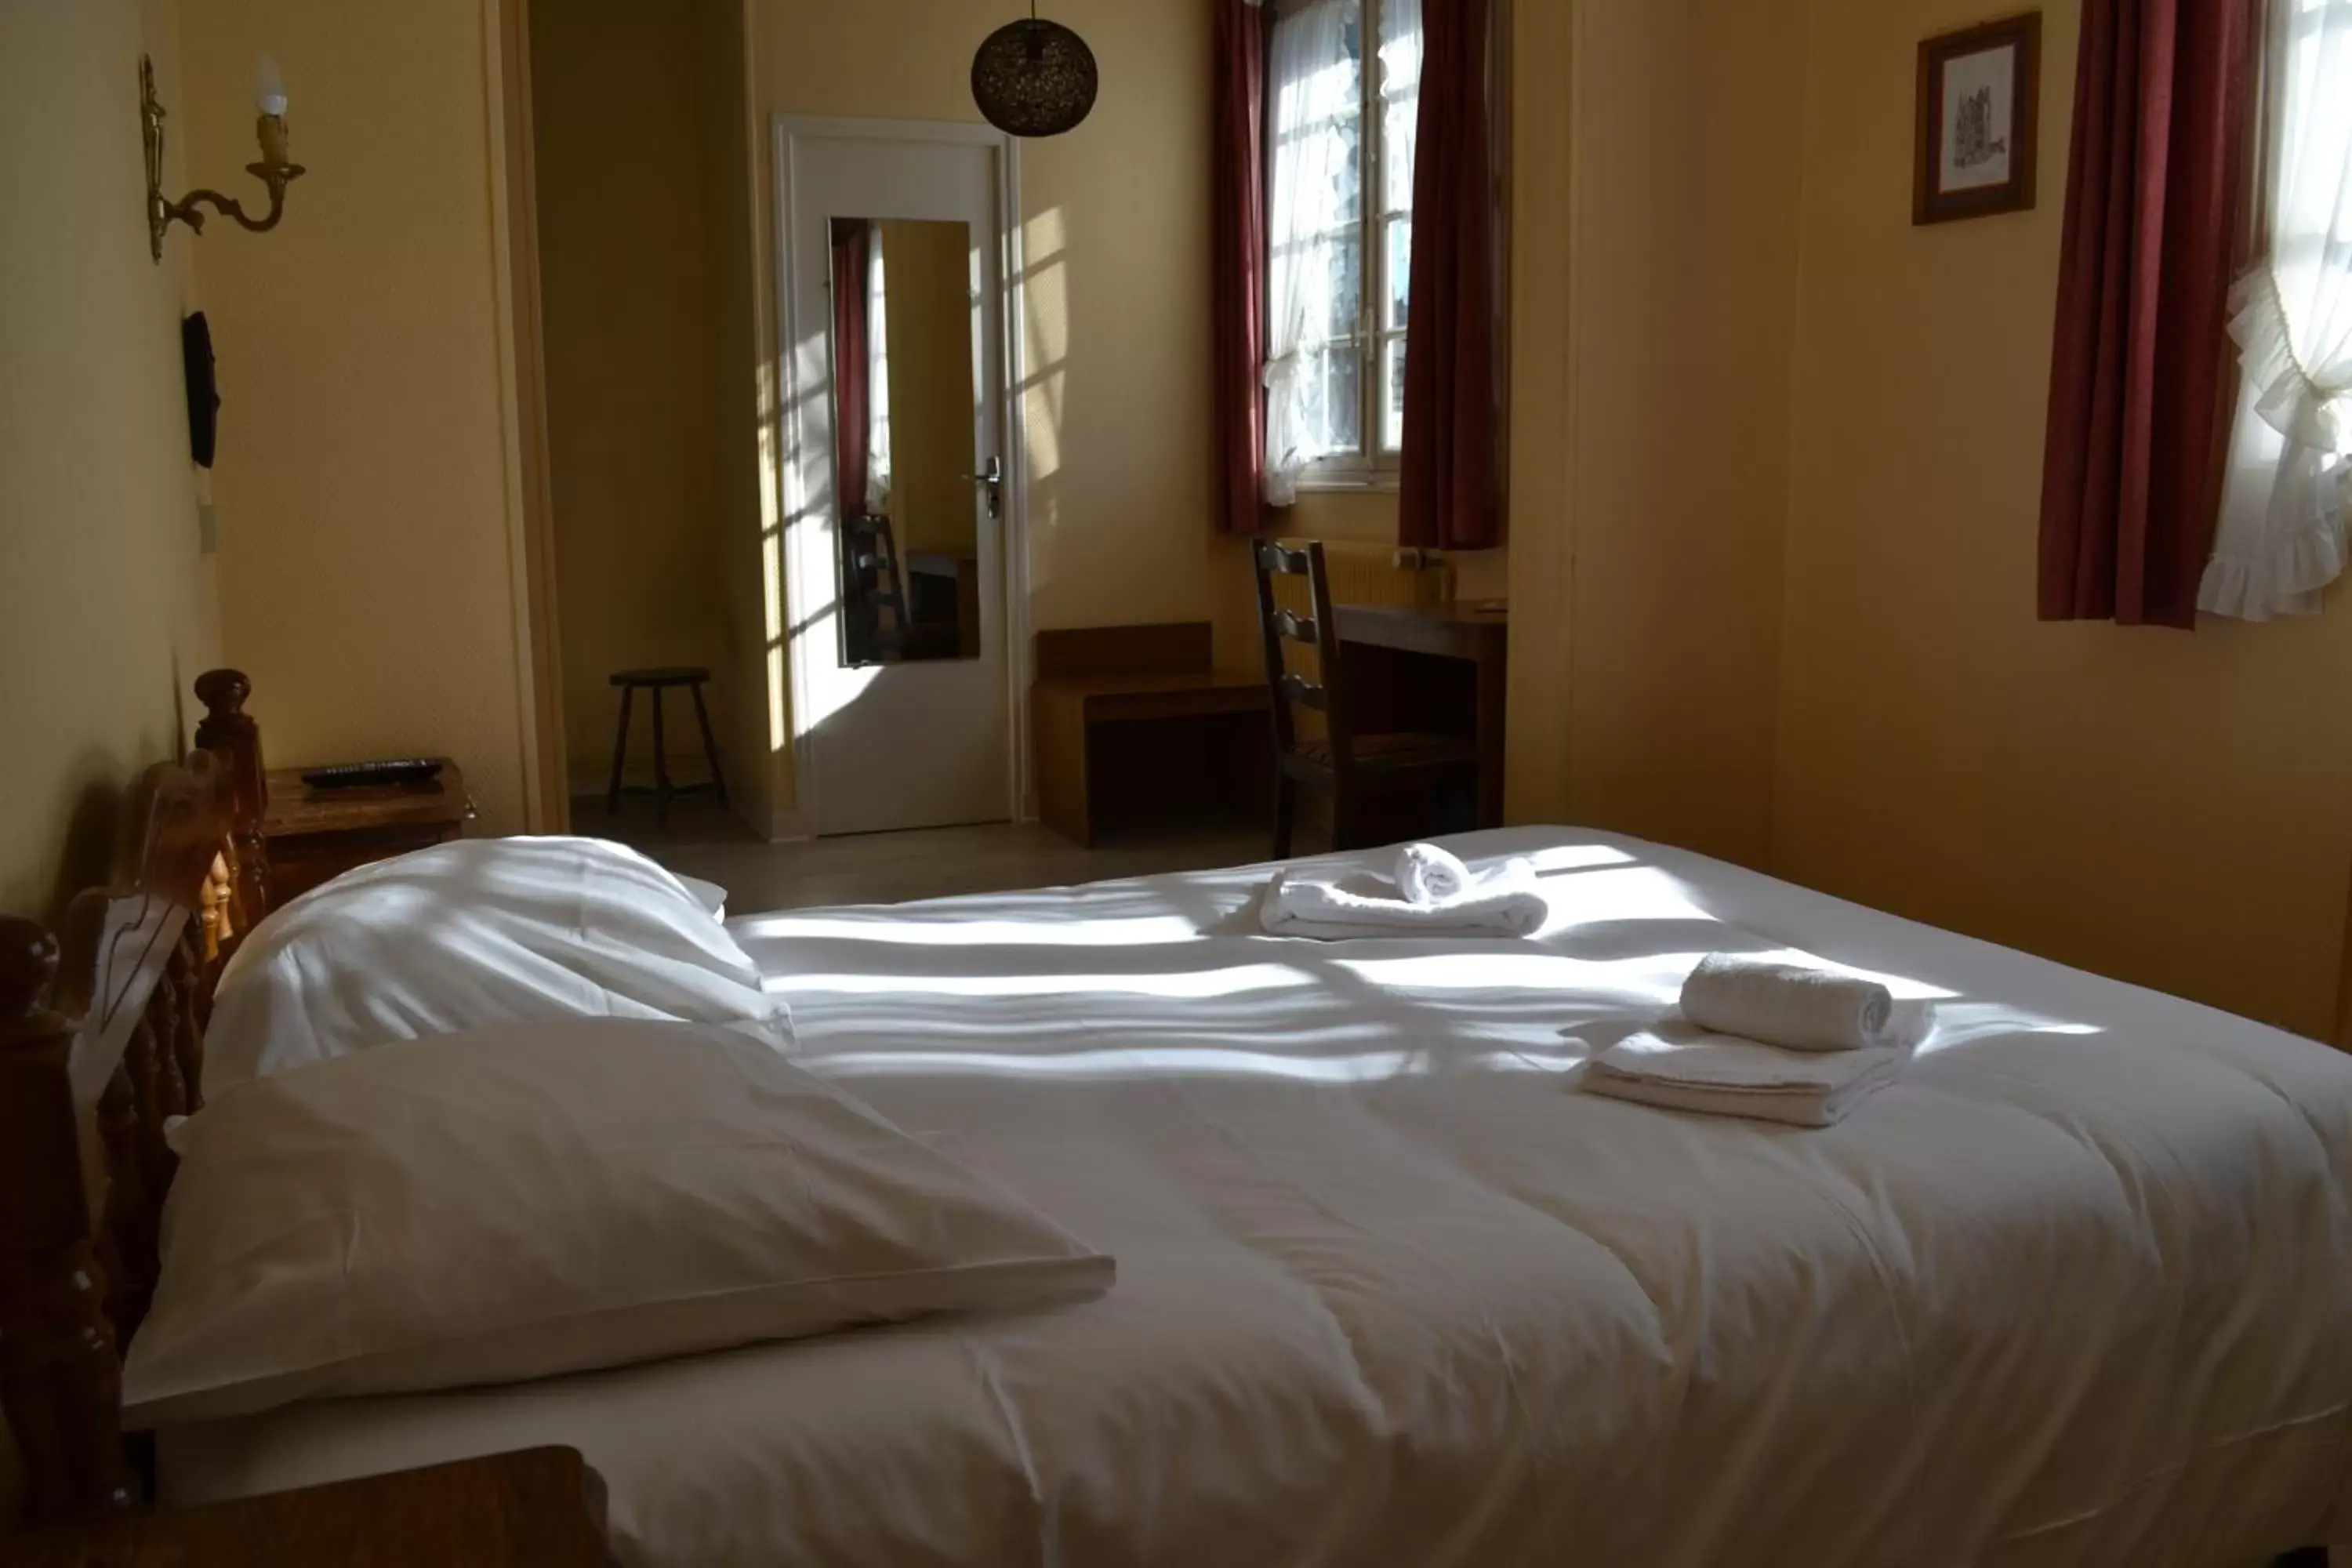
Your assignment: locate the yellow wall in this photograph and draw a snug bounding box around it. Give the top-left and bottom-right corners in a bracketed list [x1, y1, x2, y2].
[1504, 0, 1809, 868]
[699, 0, 774, 833]
[0, 0, 220, 921]
[1777, 0, 2352, 1039]
[531, 0, 740, 797]
[181, 0, 539, 833]
[496, 0, 572, 833]
[877, 220, 981, 561]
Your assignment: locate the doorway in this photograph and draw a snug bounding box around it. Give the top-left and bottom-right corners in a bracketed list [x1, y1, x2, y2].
[775, 119, 1025, 838]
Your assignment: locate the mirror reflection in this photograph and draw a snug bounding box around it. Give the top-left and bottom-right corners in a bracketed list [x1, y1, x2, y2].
[830, 217, 983, 669]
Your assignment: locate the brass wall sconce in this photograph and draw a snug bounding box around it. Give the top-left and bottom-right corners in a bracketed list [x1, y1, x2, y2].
[143, 53, 306, 263]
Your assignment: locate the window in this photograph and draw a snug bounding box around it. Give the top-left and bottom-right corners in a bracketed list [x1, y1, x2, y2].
[2201, 0, 2352, 619]
[1264, 0, 1421, 499]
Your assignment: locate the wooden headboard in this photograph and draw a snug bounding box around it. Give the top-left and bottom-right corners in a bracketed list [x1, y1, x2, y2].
[0, 672, 269, 1528]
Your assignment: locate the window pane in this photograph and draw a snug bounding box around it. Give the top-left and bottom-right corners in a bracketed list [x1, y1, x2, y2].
[1334, 83, 1364, 227]
[1266, 0, 1367, 463]
[1379, 0, 1423, 214]
[1269, 1, 1363, 245]
[1381, 336, 1406, 454]
[1385, 217, 1411, 330]
[1287, 343, 1363, 462]
[1322, 342, 1363, 456]
[1328, 231, 1364, 339]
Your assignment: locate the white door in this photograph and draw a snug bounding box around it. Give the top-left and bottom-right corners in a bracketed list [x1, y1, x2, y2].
[779, 122, 1015, 837]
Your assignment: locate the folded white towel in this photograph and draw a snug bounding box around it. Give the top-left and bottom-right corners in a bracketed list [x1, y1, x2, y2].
[1680, 953, 1934, 1054]
[1581, 1025, 1909, 1128]
[1260, 862, 1548, 942]
[1396, 843, 1472, 907]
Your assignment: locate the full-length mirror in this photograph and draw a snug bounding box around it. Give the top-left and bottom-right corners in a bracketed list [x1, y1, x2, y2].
[829, 217, 985, 669]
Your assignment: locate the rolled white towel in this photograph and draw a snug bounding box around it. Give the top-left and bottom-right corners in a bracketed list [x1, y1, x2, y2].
[1680, 953, 1934, 1054]
[1395, 843, 1473, 906]
[1261, 866, 1548, 941]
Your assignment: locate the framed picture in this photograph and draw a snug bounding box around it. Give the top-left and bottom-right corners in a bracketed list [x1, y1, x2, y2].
[1914, 12, 2042, 225]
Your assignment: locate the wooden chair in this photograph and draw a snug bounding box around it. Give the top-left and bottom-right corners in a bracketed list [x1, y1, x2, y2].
[1252, 540, 1479, 858]
[841, 513, 909, 663]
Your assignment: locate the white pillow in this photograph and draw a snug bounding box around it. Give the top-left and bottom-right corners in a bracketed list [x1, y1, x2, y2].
[125, 1019, 1113, 1427]
[205, 837, 789, 1094]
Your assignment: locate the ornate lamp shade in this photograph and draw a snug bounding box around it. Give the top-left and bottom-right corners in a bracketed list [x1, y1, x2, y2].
[971, 16, 1098, 138]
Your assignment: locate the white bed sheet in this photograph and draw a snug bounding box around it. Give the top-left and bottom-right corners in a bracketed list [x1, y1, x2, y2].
[161, 827, 2352, 1566]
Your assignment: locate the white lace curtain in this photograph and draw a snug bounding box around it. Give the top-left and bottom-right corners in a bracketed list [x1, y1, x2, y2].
[1264, 0, 1357, 506]
[2201, 0, 2352, 620]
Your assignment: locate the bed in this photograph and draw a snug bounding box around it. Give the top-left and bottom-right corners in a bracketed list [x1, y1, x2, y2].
[5, 735, 2351, 1566]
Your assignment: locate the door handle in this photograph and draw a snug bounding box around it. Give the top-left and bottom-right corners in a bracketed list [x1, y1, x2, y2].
[962, 456, 1004, 521]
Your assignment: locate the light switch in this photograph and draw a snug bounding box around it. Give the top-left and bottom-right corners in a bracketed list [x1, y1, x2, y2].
[198, 503, 220, 555]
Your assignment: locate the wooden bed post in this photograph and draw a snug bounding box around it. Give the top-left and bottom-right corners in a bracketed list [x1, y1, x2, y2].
[0, 916, 130, 1526]
[193, 668, 270, 923]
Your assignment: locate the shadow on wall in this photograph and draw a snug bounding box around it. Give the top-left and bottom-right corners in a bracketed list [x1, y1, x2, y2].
[45, 764, 132, 926]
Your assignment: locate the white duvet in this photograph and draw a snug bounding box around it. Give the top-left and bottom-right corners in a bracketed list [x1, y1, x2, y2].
[162, 828, 2352, 1566]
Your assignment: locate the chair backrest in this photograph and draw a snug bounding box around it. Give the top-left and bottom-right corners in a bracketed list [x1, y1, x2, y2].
[1250, 539, 1356, 769]
[841, 513, 908, 659]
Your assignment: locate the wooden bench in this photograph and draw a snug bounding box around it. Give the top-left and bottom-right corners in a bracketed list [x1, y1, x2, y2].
[1033, 623, 1272, 847]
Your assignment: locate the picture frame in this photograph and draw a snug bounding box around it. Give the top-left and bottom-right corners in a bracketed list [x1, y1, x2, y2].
[1914, 12, 2042, 226]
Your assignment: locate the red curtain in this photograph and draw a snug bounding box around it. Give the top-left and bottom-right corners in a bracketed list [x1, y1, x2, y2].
[2037, 0, 2259, 627]
[832, 220, 872, 520]
[1399, 0, 1499, 553]
[1212, 0, 1266, 535]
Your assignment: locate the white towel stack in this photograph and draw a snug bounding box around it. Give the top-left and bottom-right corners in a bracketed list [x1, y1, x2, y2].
[1259, 846, 1548, 942]
[1582, 954, 1934, 1128]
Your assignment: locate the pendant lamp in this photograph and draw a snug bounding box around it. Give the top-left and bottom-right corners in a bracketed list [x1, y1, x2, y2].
[971, 3, 1098, 138]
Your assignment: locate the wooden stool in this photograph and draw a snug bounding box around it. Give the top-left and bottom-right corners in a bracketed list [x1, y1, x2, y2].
[605, 667, 728, 820]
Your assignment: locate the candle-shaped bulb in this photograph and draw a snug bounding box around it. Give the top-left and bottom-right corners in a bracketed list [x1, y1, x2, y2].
[254, 55, 288, 118]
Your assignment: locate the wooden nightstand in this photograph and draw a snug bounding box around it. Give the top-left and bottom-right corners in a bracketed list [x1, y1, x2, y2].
[260, 759, 477, 907]
[5, 1447, 614, 1567]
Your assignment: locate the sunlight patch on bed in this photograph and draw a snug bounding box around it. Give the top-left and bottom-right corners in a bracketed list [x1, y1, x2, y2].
[1534, 865, 1723, 931]
[736, 913, 1207, 947]
[768, 964, 1315, 1000]
[1520, 844, 1637, 874]
[1339, 951, 1697, 996]
[1913, 1000, 2105, 1054]
[815, 1044, 1592, 1083]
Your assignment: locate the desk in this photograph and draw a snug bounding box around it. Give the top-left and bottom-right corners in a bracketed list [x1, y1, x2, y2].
[1334, 601, 1508, 829]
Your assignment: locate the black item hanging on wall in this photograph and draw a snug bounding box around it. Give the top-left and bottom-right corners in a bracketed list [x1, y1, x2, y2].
[182, 311, 220, 469]
[971, 5, 1098, 138]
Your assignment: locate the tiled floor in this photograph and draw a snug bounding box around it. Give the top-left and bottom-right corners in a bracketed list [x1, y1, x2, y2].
[576, 795, 1272, 915]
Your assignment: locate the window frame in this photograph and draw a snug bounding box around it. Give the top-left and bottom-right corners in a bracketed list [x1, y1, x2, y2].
[1267, 0, 1414, 493]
